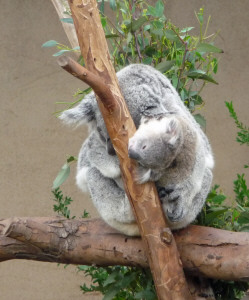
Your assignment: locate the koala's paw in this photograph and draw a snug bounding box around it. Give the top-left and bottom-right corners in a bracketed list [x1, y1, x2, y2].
[157, 186, 184, 223]
[134, 166, 151, 184]
[101, 163, 121, 179]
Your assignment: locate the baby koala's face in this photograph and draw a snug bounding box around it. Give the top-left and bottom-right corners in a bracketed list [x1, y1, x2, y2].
[128, 115, 183, 169]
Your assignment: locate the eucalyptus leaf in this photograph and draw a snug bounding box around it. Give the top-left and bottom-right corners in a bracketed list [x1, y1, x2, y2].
[156, 60, 175, 73]
[42, 40, 58, 48]
[105, 34, 119, 39]
[144, 24, 151, 31]
[67, 156, 77, 163]
[147, 5, 156, 17]
[151, 28, 164, 37]
[101, 16, 107, 27]
[194, 113, 206, 128]
[187, 70, 218, 84]
[155, 0, 164, 17]
[53, 163, 70, 189]
[143, 57, 153, 65]
[135, 289, 156, 300]
[212, 194, 227, 205]
[127, 32, 133, 44]
[103, 271, 118, 287]
[239, 225, 249, 232]
[165, 29, 178, 42]
[196, 43, 223, 53]
[53, 49, 70, 57]
[60, 18, 74, 24]
[103, 288, 120, 300]
[180, 27, 194, 33]
[131, 16, 147, 32]
[109, 0, 116, 10]
[205, 208, 228, 225]
[100, 0, 105, 14]
[152, 20, 164, 29]
[192, 94, 203, 105]
[237, 211, 249, 225]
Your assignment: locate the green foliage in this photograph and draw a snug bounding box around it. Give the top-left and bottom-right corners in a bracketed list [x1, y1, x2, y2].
[52, 187, 75, 219]
[52, 188, 90, 219]
[78, 265, 156, 300]
[54, 87, 92, 116]
[226, 101, 249, 146]
[196, 183, 249, 233]
[211, 280, 249, 300]
[195, 105, 249, 299]
[42, 39, 80, 57]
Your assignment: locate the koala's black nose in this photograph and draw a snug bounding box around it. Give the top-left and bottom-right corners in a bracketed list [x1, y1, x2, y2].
[157, 187, 174, 198]
[128, 147, 141, 160]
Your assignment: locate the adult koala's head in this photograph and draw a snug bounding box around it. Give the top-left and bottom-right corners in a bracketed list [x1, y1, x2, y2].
[59, 64, 174, 155]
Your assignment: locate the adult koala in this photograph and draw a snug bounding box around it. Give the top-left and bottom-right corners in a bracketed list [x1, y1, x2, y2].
[60, 64, 214, 236]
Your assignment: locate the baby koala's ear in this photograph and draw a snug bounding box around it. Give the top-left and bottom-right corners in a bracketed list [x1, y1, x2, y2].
[166, 117, 181, 145]
[140, 115, 150, 125]
[59, 93, 96, 126]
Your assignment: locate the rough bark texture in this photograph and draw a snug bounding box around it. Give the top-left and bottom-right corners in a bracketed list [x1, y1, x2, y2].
[1, 217, 249, 283]
[66, 0, 192, 299]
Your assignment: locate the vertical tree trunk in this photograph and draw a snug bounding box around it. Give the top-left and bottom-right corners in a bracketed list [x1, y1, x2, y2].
[65, 0, 192, 299]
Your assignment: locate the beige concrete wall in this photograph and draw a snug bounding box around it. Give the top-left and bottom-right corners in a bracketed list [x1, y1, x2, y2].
[0, 1, 248, 299]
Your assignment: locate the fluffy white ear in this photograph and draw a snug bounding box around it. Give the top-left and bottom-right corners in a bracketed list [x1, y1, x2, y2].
[166, 118, 180, 145]
[59, 93, 96, 126]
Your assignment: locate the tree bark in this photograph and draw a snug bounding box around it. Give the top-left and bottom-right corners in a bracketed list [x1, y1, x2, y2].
[1, 217, 249, 283]
[65, 0, 192, 299]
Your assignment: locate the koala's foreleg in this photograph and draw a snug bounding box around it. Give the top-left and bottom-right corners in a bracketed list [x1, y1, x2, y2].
[160, 167, 213, 229]
[86, 167, 140, 236]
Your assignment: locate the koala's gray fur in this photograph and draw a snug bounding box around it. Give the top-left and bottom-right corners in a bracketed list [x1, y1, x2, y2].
[59, 64, 214, 236]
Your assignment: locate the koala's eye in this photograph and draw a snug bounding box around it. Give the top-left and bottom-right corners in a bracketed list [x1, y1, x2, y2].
[145, 105, 157, 111]
[142, 145, 147, 150]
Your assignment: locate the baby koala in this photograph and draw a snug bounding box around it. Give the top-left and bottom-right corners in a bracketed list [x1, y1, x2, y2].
[128, 113, 185, 183]
[128, 113, 214, 228]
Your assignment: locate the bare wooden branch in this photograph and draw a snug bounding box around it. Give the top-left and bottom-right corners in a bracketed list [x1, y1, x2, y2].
[1, 217, 249, 283]
[50, 0, 79, 51]
[57, 56, 116, 110]
[64, 1, 192, 298]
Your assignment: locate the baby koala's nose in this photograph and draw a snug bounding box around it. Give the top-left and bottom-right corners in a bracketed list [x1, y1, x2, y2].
[128, 145, 141, 160]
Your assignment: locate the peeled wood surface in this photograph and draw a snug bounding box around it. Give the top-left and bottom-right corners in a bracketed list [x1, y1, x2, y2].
[66, 0, 191, 299]
[1, 217, 249, 282]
